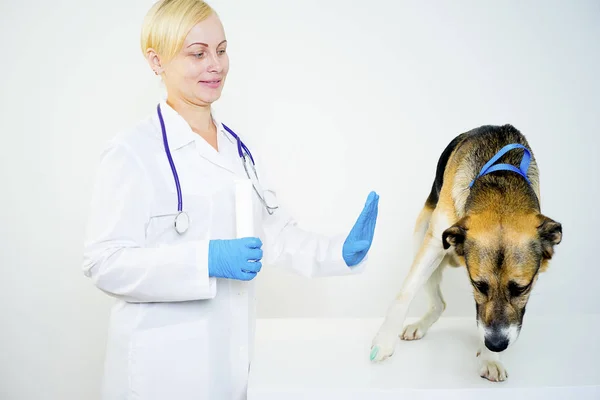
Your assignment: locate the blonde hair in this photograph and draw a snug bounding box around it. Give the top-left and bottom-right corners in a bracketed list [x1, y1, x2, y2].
[141, 0, 215, 64]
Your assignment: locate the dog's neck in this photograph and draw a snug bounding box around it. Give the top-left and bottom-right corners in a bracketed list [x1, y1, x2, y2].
[465, 177, 540, 216]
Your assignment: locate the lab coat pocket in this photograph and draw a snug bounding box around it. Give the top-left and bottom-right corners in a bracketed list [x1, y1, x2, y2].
[129, 320, 210, 400]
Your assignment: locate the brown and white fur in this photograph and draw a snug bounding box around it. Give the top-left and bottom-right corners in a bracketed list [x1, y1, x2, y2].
[370, 124, 562, 382]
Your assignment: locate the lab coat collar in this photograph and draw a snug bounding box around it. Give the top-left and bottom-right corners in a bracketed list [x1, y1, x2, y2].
[155, 100, 239, 175]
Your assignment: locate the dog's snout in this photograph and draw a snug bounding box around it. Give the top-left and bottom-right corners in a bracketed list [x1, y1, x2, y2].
[479, 322, 520, 352]
[484, 332, 510, 352]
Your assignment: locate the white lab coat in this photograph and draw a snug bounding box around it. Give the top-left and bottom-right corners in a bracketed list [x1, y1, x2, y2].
[82, 100, 366, 400]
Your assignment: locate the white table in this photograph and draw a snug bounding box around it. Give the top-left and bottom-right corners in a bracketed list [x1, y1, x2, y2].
[247, 315, 600, 399]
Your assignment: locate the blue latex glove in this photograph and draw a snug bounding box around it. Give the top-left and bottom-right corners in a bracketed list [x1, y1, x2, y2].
[208, 237, 263, 280]
[343, 191, 379, 266]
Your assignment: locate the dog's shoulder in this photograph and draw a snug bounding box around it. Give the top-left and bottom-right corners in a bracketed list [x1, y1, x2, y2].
[425, 128, 480, 209]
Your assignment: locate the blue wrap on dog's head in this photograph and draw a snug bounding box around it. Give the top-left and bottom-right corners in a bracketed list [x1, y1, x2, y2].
[469, 143, 532, 188]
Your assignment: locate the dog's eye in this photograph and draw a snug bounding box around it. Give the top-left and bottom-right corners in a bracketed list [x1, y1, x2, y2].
[472, 280, 489, 296]
[508, 281, 528, 297]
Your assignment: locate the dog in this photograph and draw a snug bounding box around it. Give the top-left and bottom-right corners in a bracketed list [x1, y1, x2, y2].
[369, 124, 562, 382]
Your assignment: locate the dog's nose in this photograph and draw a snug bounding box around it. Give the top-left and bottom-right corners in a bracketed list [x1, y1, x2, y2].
[484, 333, 509, 352]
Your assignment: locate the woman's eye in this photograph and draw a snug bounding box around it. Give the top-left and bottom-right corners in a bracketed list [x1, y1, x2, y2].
[218, 49, 226, 55]
[194, 52, 204, 58]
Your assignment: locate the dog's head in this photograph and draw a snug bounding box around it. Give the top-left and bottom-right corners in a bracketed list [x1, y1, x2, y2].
[442, 212, 562, 352]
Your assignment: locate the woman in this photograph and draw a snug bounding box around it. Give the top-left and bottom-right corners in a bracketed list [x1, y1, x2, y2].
[83, 0, 379, 399]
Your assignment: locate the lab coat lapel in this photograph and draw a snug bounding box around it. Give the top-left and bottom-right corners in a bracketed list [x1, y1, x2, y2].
[193, 128, 239, 175]
[215, 119, 245, 177]
[158, 101, 237, 175]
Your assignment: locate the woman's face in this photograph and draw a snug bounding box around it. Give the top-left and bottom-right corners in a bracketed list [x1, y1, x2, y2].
[148, 13, 230, 107]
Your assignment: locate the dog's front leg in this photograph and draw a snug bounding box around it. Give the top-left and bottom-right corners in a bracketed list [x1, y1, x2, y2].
[370, 231, 446, 362]
[477, 346, 508, 382]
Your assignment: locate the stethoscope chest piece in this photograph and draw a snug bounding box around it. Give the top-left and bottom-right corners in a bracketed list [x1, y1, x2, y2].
[174, 211, 190, 235]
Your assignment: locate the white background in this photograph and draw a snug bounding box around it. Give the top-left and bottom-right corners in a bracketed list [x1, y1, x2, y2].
[1, 0, 599, 399]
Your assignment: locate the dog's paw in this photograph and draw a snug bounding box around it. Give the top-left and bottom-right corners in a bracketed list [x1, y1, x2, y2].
[479, 360, 508, 382]
[477, 349, 508, 382]
[370, 329, 398, 362]
[477, 347, 508, 382]
[400, 322, 427, 341]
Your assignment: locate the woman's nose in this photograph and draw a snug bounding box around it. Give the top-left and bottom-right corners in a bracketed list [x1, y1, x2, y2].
[206, 53, 222, 72]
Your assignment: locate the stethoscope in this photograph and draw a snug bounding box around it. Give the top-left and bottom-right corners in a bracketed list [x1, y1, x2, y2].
[157, 103, 279, 235]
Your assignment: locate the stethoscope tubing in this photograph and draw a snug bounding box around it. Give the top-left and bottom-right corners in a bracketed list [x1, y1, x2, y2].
[158, 103, 260, 215]
[158, 103, 183, 213]
[157, 103, 276, 233]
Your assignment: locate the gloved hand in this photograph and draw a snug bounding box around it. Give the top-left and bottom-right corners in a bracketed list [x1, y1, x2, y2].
[208, 237, 263, 280]
[343, 191, 379, 266]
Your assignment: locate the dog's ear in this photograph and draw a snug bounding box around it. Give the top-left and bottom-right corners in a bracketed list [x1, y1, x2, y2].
[442, 218, 468, 256]
[537, 214, 562, 259]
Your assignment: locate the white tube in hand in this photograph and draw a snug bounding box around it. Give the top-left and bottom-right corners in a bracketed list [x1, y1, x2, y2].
[235, 179, 254, 238]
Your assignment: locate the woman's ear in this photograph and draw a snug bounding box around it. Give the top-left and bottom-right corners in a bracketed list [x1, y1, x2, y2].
[146, 48, 163, 75]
